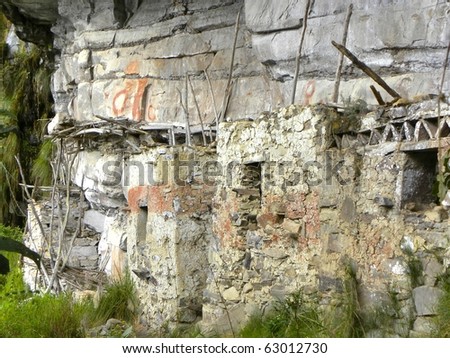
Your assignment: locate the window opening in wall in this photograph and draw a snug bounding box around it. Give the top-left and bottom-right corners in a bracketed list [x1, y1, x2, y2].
[136, 206, 148, 246]
[401, 150, 438, 209]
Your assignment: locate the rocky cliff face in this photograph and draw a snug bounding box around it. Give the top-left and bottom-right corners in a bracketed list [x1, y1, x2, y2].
[8, 0, 450, 336]
[6, 0, 449, 121]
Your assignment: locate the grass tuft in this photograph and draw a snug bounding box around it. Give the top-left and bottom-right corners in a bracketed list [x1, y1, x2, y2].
[89, 273, 138, 325]
[239, 290, 325, 338]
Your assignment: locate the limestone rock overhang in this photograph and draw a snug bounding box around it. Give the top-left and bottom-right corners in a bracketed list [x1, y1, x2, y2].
[0, 0, 58, 45]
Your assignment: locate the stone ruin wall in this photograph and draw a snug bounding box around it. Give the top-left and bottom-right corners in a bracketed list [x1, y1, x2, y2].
[11, 0, 450, 336]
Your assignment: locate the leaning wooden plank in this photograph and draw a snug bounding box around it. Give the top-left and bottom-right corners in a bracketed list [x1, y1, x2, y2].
[291, 0, 312, 105]
[332, 4, 353, 103]
[331, 41, 401, 99]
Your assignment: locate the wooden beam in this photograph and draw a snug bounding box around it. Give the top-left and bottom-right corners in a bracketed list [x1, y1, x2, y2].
[331, 40, 401, 99]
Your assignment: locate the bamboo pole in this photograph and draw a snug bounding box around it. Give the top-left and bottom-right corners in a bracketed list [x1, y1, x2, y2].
[291, 0, 312, 105]
[332, 4, 353, 103]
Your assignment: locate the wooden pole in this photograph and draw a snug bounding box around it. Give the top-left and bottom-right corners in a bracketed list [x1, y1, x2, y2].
[437, 41, 450, 188]
[219, 8, 241, 122]
[188, 76, 207, 146]
[204, 69, 219, 130]
[185, 75, 192, 146]
[439, 42, 450, 97]
[332, 4, 353, 103]
[291, 0, 312, 105]
[370, 85, 385, 105]
[331, 41, 401, 99]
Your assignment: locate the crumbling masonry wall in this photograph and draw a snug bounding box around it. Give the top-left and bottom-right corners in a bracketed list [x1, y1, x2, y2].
[14, 0, 450, 335]
[204, 103, 450, 337]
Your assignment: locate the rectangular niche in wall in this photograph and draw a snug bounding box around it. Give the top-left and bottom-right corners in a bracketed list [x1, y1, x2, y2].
[241, 162, 262, 189]
[401, 150, 438, 209]
[231, 162, 262, 234]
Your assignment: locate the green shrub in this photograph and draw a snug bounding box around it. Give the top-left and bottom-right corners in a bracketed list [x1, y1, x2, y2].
[89, 273, 138, 325]
[239, 290, 325, 338]
[0, 293, 89, 338]
[434, 279, 450, 337]
[0, 224, 26, 293]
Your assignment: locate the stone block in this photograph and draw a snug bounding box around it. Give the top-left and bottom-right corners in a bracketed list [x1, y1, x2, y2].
[424, 206, 448, 223]
[187, 0, 236, 13]
[187, 2, 242, 32]
[413, 286, 444, 316]
[242, 283, 253, 294]
[270, 285, 286, 300]
[205, 303, 247, 336]
[424, 258, 444, 287]
[413, 316, 436, 334]
[327, 233, 343, 253]
[83, 210, 106, 233]
[71, 245, 98, 259]
[263, 248, 289, 260]
[223, 287, 240, 301]
[178, 308, 198, 323]
[245, 0, 305, 33]
[318, 276, 343, 293]
[73, 82, 93, 122]
[340, 197, 356, 222]
[374, 196, 394, 208]
[420, 231, 449, 250]
[126, 0, 178, 28]
[282, 218, 301, 234]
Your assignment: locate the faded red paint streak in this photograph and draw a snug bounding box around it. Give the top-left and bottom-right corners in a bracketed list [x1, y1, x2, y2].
[128, 186, 149, 213]
[303, 79, 316, 105]
[112, 80, 134, 116]
[304, 192, 320, 239]
[125, 60, 140, 75]
[111, 78, 149, 121]
[147, 186, 172, 214]
[214, 193, 239, 247]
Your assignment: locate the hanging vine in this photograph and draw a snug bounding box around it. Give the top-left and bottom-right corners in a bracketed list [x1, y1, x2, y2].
[0, 13, 54, 225]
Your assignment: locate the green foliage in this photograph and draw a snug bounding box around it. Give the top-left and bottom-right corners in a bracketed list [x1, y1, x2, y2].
[0, 224, 25, 291]
[0, 293, 88, 338]
[0, 272, 140, 337]
[239, 265, 404, 338]
[404, 249, 424, 288]
[0, 15, 54, 225]
[89, 273, 138, 325]
[434, 150, 450, 202]
[433, 272, 450, 337]
[239, 290, 325, 338]
[327, 266, 365, 338]
[31, 139, 53, 186]
[166, 324, 205, 338]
